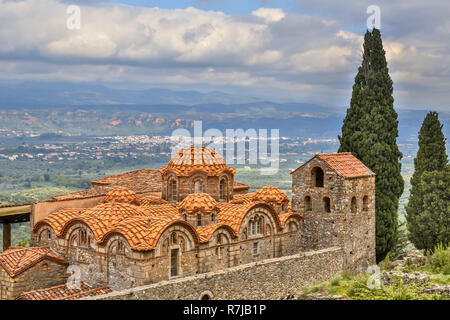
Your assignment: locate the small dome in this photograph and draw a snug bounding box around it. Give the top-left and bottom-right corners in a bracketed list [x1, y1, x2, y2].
[83, 202, 148, 227]
[177, 193, 218, 215]
[253, 186, 289, 204]
[101, 188, 140, 206]
[162, 146, 235, 177]
[168, 146, 226, 168]
[140, 195, 168, 206]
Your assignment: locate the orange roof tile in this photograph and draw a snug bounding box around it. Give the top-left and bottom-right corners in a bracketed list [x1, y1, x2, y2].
[91, 169, 162, 193]
[278, 211, 303, 228]
[292, 152, 375, 179]
[230, 193, 256, 204]
[0, 246, 67, 278]
[160, 146, 236, 177]
[82, 202, 149, 229]
[177, 193, 218, 215]
[140, 195, 168, 206]
[196, 223, 237, 243]
[100, 187, 141, 206]
[233, 181, 250, 191]
[15, 282, 112, 300]
[33, 208, 83, 237]
[105, 216, 199, 251]
[144, 203, 180, 219]
[253, 186, 289, 204]
[217, 202, 282, 234]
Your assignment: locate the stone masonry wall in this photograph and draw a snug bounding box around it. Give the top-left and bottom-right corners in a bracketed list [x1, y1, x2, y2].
[90, 247, 343, 300]
[0, 260, 68, 300]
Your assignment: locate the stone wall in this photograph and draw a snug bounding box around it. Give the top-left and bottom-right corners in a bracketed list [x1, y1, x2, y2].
[90, 247, 343, 300]
[291, 157, 376, 273]
[0, 259, 68, 300]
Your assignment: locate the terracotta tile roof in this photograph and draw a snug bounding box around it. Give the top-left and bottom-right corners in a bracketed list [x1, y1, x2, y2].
[15, 282, 112, 300]
[106, 216, 199, 251]
[160, 146, 236, 177]
[63, 286, 113, 300]
[292, 152, 375, 179]
[144, 203, 180, 220]
[91, 169, 162, 192]
[278, 211, 303, 228]
[82, 202, 150, 229]
[230, 193, 256, 204]
[140, 195, 168, 206]
[196, 223, 237, 242]
[0, 246, 67, 278]
[100, 187, 141, 206]
[52, 186, 111, 201]
[253, 186, 289, 204]
[177, 193, 218, 215]
[217, 202, 282, 233]
[33, 208, 83, 236]
[233, 181, 250, 191]
[34, 201, 150, 242]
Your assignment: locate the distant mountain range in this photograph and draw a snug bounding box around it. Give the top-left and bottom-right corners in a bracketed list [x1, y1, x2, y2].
[0, 81, 448, 143]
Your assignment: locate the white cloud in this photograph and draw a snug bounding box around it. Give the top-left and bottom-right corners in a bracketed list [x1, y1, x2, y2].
[251, 8, 286, 23]
[0, 0, 449, 110]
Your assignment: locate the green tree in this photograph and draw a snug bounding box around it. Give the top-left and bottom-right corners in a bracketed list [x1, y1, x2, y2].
[338, 28, 404, 262]
[406, 112, 448, 252]
[407, 167, 449, 253]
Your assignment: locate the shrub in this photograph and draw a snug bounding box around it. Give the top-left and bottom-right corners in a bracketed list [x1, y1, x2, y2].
[429, 243, 450, 274]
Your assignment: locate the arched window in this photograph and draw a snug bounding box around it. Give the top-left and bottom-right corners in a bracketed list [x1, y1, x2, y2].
[305, 196, 312, 211]
[288, 221, 298, 232]
[171, 232, 178, 245]
[211, 212, 215, 222]
[351, 197, 357, 214]
[194, 180, 203, 193]
[183, 214, 187, 221]
[311, 167, 324, 188]
[168, 179, 178, 201]
[323, 197, 331, 213]
[219, 178, 227, 201]
[363, 196, 369, 211]
[197, 214, 202, 227]
[249, 216, 263, 236]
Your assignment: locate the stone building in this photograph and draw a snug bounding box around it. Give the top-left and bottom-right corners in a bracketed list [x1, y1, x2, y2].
[1, 146, 376, 299]
[0, 246, 68, 299]
[291, 152, 376, 272]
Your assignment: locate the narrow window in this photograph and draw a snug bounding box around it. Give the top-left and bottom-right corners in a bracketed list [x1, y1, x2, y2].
[197, 214, 202, 227]
[363, 196, 369, 211]
[253, 242, 258, 255]
[305, 196, 312, 211]
[219, 179, 227, 201]
[351, 197, 357, 214]
[169, 179, 178, 201]
[311, 167, 324, 187]
[194, 180, 203, 193]
[170, 249, 179, 277]
[323, 197, 331, 213]
[211, 212, 215, 222]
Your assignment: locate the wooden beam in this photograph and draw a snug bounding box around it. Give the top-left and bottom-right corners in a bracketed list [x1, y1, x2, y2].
[3, 223, 11, 250]
[0, 205, 32, 218]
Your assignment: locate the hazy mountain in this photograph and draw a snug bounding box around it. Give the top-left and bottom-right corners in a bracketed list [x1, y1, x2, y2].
[0, 82, 262, 108]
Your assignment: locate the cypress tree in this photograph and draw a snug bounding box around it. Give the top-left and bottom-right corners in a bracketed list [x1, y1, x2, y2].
[406, 112, 448, 252]
[338, 28, 404, 262]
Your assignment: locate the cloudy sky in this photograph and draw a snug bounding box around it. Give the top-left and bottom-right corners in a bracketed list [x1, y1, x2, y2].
[1, 0, 450, 110]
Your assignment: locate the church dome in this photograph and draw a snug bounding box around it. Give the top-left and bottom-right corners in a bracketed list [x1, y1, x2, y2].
[177, 193, 218, 215]
[253, 186, 289, 204]
[101, 187, 141, 206]
[163, 146, 235, 176]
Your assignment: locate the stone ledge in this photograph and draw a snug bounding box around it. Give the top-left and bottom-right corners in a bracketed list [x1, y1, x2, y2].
[86, 246, 343, 300]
